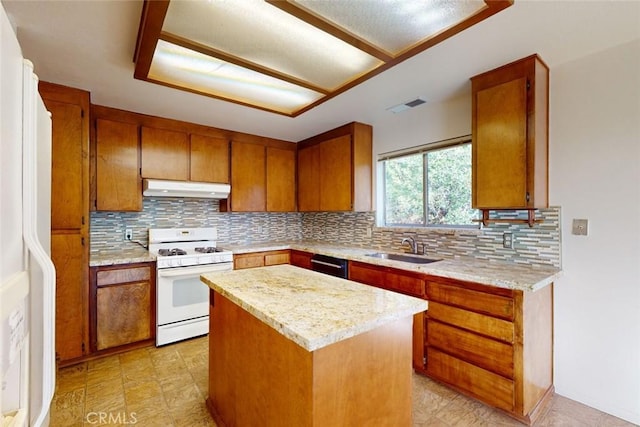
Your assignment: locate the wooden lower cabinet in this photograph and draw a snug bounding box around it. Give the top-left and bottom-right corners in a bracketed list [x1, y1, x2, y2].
[90, 263, 156, 353]
[52, 232, 88, 363]
[425, 277, 553, 425]
[233, 250, 290, 270]
[348, 261, 426, 370]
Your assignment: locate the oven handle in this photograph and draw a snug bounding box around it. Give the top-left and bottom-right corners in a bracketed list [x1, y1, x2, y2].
[157, 263, 233, 278]
[310, 259, 343, 269]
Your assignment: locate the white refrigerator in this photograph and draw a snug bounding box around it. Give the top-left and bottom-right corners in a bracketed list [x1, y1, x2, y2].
[1, 3, 56, 426]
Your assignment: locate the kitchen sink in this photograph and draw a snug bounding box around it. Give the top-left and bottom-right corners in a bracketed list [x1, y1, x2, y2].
[365, 252, 441, 264]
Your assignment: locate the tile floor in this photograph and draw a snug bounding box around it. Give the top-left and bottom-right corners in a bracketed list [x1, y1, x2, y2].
[50, 336, 634, 426]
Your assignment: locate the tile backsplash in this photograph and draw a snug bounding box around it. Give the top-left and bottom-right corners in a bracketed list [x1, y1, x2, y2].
[90, 198, 302, 253]
[301, 208, 561, 268]
[91, 198, 560, 268]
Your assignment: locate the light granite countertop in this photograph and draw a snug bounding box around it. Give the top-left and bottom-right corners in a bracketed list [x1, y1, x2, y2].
[89, 244, 155, 267]
[201, 264, 427, 352]
[225, 241, 562, 292]
[90, 240, 561, 291]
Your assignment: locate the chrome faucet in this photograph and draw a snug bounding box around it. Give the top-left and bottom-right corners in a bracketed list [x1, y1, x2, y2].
[401, 236, 418, 254]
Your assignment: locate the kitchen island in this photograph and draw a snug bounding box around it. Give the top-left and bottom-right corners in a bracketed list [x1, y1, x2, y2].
[201, 264, 427, 426]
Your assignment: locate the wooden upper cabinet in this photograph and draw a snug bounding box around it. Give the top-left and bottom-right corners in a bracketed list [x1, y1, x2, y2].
[297, 143, 320, 211]
[297, 122, 372, 212]
[225, 140, 296, 212]
[46, 100, 85, 229]
[471, 54, 549, 210]
[95, 119, 142, 211]
[266, 147, 296, 212]
[141, 126, 189, 180]
[190, 134, 229, 183]
[229, 141, 266, 211]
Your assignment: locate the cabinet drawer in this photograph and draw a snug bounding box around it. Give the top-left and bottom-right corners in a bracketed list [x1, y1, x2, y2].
[290, 250, 313, 269]
[234, 255, 264, 270]
[386, 271, 425, 298]
[427, 347, 514, 412]
[428, 301, 514, 343]
[264, 251, 290, 266]
[349, 262, 385, 287]
[427, 281, 514, 320]
[428, 320, 513, 378]
[97, 267, 150, 287]
[349, 262, 425, 298]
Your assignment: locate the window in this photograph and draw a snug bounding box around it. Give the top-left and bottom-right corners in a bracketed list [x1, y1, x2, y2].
[381, 138, 478, 227]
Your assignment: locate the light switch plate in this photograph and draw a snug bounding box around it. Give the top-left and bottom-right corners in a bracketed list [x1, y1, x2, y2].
[572, 219, 588, 236]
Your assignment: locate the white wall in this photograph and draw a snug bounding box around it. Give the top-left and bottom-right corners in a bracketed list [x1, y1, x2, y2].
[370, 39, 640, 424]
[549, 39, 640, 425]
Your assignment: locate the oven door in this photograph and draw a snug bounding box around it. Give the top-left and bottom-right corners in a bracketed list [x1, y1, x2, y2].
[156, 263, 232, 326]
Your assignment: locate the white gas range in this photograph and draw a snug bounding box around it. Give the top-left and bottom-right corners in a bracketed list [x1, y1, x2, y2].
[149, 227, 233, 346]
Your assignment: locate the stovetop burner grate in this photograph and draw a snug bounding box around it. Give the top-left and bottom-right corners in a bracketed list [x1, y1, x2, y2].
[158, 248, 187, 256]
[195, 247, 222, 253]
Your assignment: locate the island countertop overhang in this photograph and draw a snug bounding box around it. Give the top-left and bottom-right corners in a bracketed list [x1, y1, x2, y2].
[201, 264, 427, 352]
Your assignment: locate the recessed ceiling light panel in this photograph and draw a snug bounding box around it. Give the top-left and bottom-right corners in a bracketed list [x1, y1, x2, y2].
[296, 0, 487, 55]
[149, 41, 324, 114]
[133, 0, 513, 116]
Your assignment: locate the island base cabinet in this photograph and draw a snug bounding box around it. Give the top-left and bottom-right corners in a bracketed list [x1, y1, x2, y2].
[207, 291, 413, 426]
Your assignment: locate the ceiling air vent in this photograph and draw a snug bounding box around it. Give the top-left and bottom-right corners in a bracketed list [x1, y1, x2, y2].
[386, 97, 427, 114]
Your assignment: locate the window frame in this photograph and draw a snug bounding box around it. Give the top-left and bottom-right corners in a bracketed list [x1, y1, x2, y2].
[379, 135, 479, 229]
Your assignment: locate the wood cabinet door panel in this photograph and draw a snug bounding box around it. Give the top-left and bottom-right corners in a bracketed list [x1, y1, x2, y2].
[264, 251, 290, 266]
[319, 135, 352, 211]
[190, 134, 229, 183]
[266, 147, 296, 212]
[297, 144, 320, 211]
[428, 320, 514, 378]
[234, 254, 264, 270]
[96, 119, 141, 211]
[474, 78, 527, 208]
[428, 301, 514, 343]
[49, 100, 84, 229]
[52, 233, 85, 361]
[96, 281, 151, 350]
[427, 281, 514, 320]
[141, 126, 189, 180]
[230, 141, 266, 211]
[290, 250, 313, 269]
[427, 347, 514, 412]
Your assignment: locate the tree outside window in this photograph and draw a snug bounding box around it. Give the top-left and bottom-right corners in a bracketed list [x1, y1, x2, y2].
[383, 141, 477, 227]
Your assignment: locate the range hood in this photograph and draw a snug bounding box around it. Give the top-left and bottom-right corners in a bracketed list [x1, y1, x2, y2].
[143, 179, 230, 199]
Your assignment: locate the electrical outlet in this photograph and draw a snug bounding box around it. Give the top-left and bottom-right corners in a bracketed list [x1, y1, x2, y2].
[572, 219, 588, 236]
[124, 229, 133, 240]
[503, 232, 513, 249]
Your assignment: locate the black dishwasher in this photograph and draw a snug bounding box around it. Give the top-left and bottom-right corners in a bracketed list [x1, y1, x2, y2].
[310, 254, 349, 279]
